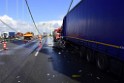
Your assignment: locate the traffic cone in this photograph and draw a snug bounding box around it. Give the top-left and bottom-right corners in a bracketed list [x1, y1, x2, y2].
[39, 42, 42, 48]
[3, 42, 7, 50]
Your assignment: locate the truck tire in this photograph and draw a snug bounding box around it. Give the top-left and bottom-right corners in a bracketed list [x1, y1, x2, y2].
[86, 49, 94, 63]
[96, 53, 109, 70]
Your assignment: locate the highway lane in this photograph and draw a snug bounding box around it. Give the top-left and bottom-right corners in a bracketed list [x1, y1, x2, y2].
[3, 37, 121, 83]
[0, 38, 44, 83]
[0, 37, 123, 83]
[0, 41, 18, 51]
[10, 37, 78, 83]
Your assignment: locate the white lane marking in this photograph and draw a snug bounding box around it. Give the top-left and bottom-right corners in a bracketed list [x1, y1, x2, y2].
[34, 39, 44, 57]
[35, 51, 39, 56]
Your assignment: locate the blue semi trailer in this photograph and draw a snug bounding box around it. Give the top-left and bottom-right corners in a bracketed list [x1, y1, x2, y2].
[61, 0, 124, 78]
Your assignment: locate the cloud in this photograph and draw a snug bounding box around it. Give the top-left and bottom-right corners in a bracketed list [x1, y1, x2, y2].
[36, 20, 62, 34]
[0, 15, 62, 35]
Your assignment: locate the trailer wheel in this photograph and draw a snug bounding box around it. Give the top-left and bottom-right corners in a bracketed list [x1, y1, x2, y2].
[96, 54, 109, 70]
[86, 49, 94, 62]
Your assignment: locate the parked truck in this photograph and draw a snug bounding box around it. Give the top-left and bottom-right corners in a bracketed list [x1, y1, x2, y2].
[56, 0, 124, 78]
[9, 32, 15, 38]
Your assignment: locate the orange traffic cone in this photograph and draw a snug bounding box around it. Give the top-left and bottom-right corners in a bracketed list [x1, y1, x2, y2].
[3, 42, 7, 50]
[39, 42, 42, 48]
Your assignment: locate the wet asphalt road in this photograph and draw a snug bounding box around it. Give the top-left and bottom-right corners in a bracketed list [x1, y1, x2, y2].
[0, 37, 123, 83]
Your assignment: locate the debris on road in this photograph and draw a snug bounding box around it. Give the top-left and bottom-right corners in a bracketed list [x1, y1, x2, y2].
[78, 70, 82, 73]
[16, 76, 20, 78]
[18, 80, 21, 82]
[72, 74, 81, 78]
[96, 77, 100, 80]
[47, 73, 50, 76]
[58, 52, 61, 55]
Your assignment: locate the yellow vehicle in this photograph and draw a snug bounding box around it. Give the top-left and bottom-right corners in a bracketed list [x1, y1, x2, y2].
[23, 32, 34, 40]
